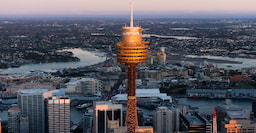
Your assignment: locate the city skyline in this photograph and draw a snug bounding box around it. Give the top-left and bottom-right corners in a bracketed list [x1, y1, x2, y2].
[1, 0, 256, 17]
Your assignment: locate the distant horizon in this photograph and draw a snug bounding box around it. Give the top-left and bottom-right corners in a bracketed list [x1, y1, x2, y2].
[1, 0, 256, 18]
[0, 11, 256, 19]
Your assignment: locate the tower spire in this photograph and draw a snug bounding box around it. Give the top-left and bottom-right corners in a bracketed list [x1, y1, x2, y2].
[130, 0, 134, 27]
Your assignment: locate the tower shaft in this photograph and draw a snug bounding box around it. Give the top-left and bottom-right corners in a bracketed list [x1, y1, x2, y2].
[125, 64, 138, 133]
[127, 64, 137, 96]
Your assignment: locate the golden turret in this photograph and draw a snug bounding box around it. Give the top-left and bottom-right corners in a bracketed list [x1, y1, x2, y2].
[116, 0, 148, 64]
[116, 27, 148, 63]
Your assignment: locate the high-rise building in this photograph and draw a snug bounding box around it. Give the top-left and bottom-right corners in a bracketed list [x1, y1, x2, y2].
[0, 118, 2, 133]
[20, 116, 29, 133]
[93, 101, 123, 133]
[180, 112, 212, 133]
[47, 95, 70, 133]
[84, 109, 93, 133]
[8, 106, 21, 133]
[153, 107, 175, 133]
[153, 106, 188, 133]
[64, 78, 102, 95]
[17, 89, 54, 133]
[115, 1, 148, 132]
[252, 99, 256, 117]
[223, 111, 256, 133]
[158, 47, 166, 65]
[215, 103, 251, 132]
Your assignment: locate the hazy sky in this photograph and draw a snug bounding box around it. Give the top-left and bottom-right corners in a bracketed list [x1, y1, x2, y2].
[1, 0, 256, 15]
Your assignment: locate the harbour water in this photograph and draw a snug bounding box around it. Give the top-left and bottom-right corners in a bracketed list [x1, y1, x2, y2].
[0, 48, 106, 74]
[187, 55, 256, 70]
[177, 98, 253, 114]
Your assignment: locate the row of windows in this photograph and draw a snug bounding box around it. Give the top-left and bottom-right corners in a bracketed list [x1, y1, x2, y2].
[116, 48, 148, 50]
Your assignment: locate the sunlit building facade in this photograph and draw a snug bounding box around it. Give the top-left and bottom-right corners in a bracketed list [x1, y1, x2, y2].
[93, 101, 123, 133]
[17, 89, 60, 133]
[223, 111, 256, 133]
[47, 95, 70, 133]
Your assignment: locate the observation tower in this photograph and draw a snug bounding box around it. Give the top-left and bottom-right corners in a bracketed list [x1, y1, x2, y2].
[116, 1, 148, 133]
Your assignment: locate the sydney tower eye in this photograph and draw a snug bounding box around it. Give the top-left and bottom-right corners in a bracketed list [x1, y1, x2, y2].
[116, 1, 148, 133]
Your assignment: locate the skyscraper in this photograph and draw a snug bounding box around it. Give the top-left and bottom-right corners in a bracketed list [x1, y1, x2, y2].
[47, 95, 70, 133]
[93, 101, 123, 133]
[20, 116, 29, 133]
[153, 107, 175, 133]
[252, 99, 256, 117]
[8, 106, 21, 133]
[17, 89, 53, 133]
[115, 1, 148, 132]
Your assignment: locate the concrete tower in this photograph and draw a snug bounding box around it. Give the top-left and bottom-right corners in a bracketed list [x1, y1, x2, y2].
[116, 1, 148, 132]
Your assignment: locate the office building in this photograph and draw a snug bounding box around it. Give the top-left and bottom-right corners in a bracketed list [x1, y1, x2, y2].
[47, 95, 70, 133]
[64, 78, 102, 95]
[8, 106, 20, 133]
[180, 113, 212, 133]
[223, 111, 256, 133]
[153, 106, 188, 133]
[215, 103, 251, 132]
[153, 107, 175, 133]
[20, 116, 29, 133]
[252, 99, 256, 117]
[93, 101, 123, 133]
[17, 89, 55, 133]
[158, 47, 166, 65]
[84, 109, 93, 133]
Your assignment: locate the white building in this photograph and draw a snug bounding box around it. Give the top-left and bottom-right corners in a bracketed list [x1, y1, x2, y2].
[64, 78, 102, 95]
[112, 89, 172, 103]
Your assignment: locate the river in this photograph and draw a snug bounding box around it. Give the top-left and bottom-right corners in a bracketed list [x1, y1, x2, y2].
[186, 55, 256, 70]
[0, 48, 106, 74]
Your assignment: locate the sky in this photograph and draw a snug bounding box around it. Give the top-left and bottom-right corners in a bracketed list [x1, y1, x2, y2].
[0, 0, 256, 16]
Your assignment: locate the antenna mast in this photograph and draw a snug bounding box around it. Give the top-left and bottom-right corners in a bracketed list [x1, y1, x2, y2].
[130, 0, 134, 27]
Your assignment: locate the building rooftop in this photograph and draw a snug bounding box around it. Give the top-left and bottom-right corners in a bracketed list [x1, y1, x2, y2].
[95, 101, 113, 105]
[19, 89, 49, 94]
[112, 89, 172, 102]
[8, 106, 20, 112]
[184, 115, 203, 126]
[227, 111, 248, 119]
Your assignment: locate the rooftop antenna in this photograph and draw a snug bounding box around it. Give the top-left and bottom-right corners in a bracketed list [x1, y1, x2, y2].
[130, 0, 134, 27]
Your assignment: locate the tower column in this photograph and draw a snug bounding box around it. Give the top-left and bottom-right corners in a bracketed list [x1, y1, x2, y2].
[125, 63, 138, 133]
[126, 96, 138, 133]
[127, 64, 137, 96]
